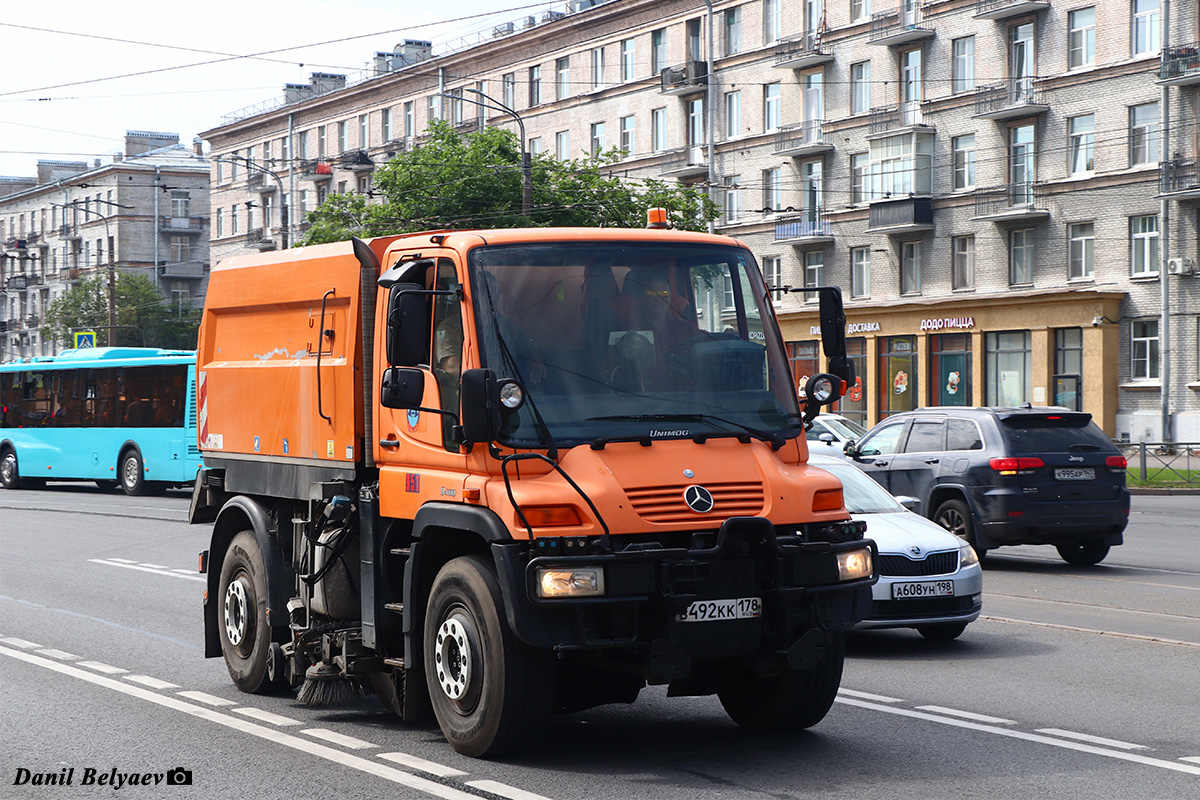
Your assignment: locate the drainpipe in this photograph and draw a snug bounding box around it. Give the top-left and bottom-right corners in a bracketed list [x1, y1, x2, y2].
[288, 113, 296, 249]
[1160, 0, 1171, 443]
[705, 0, 716, 234]
[154, 166, 161, 292]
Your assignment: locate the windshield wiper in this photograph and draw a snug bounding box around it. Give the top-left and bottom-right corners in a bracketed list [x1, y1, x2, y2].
[1068, 443, 1103, 451]
[586, 413, 789, 450]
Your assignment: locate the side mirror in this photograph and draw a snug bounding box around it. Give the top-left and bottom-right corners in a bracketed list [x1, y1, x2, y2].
[381, 367, 425, 409]
[459, 368, 500, 444]
[894, 495, 920, 511]
[843, 440, 859, 458]
[386, 283, 429, 367]
[817, 287, 856, 389]
[818, 432, 835, 443]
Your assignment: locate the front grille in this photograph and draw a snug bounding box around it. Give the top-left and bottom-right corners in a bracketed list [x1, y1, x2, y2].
[868, 595, 980, 620]
[877, 551, 959, 576]
[627, 482, 765, 523]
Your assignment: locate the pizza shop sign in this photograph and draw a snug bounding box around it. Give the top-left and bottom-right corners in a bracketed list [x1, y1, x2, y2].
[919, 316, 976, 332]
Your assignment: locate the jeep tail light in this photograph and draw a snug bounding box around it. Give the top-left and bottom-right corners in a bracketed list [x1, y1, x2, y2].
[1106, 455, 1127, 471]
[989, 457, 1044, 475]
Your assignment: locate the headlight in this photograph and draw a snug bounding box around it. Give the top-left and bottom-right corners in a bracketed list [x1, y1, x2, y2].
[536, 567, 606, 598]
[836, 548, 873, 581]
[498, 379, 525, 411]
[959, 541, 980, 567]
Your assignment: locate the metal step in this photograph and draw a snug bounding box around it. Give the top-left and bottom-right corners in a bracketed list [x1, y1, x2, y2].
[389, 547, 411, 557]
[384, 602, 404, 614]
[383, 657, 405, 668]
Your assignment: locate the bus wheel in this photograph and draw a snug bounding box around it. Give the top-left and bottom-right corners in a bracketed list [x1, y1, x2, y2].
[424, 555, 554, 757]
[218, 531, 280, 694]
[119, 449, 147, 496]
[1, 448, 23, 490]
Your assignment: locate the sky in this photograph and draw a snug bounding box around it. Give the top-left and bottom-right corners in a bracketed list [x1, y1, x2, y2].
[0, 0, 555, 178]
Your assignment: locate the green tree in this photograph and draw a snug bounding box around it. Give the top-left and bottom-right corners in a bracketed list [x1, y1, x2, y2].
[301, 121, 718, 244]
[43, 272, 201, 350]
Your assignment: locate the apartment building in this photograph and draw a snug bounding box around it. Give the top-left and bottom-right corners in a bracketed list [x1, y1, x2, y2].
[201, 0, 1200, 439]
[0, 132, 211, 361]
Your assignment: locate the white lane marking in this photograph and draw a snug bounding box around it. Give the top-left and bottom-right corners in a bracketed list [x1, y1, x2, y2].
[0, 645, 481, 800]
[35, 649, 79, 660]
[0, 637, 41, 649]
[77, 661, 128, 674]
[124, 675, 180, 690]
[982, 616, 1200, 649]
[1036, 728, 1149, 751]
[467, 780, 557, 800]
[835, 697, 1200, 776]
[88, 559, 206, 583]
[302, 729, 378, 750]
[177, 690, 237, 707]
[916, 706, 1017, 725]
[233, 707, 302, 726]
[108, 558, 139, 564]
[1182, 757, 1200, 765]
[378, 752, 468, 778]
[171, 569, 197, 575]
[139, 563, 169, 569]
[838, 688, 904, 703]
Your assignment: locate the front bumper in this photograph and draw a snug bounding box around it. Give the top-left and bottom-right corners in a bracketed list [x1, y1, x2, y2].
[856, 563, 983, 630]
[492, 516, 877, 681]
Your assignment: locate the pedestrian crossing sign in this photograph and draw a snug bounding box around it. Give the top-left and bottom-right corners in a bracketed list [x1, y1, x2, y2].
[74, 331, 96, 349]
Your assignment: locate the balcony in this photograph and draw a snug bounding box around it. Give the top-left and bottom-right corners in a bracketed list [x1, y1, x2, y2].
[866, 197, 934, 233]
[774, 210, 834, 244]
[1160, 158, 1200, 199]
[159, 260, 207, 279]
[774, 33, 833, 70]
[776, 121, 834, 157]
[5, 274, 45, 290]
[246, 171, 266, 189]
[658, 146, 708, 179]
[660, 61, 707, 96]
[1159, 42, 1200, 86]
[867, 105, 932, 136]
[159, 216, 205, 234]
[299, 159, 334, 181]
[26, 314, 41, 328]
[869, 4, 935, 46]
[972, 182, 1050, 222]
[974, 0, 1050, 21]
[973, 79, 1050, 120]
[337, 150, 375, 172]
[4, 238, 27, 253]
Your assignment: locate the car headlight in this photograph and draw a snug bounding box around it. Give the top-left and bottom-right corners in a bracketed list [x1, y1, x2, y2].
[536, 567, 606, 598]
[959, 541, 980, 567]
[836, 548, 873, 581]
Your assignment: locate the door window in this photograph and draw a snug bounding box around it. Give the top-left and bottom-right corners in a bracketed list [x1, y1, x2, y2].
[858, 422, 904, 456]
[903, 420, 944, 453]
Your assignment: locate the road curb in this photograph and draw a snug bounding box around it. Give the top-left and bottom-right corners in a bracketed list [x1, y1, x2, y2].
[1129, 487, 1200, 495]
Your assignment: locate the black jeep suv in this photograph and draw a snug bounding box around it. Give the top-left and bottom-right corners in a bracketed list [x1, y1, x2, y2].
[845, 406, 1130, 565]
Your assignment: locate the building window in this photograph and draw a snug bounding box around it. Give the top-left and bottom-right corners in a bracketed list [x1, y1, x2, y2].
[851, 153, 868, 204]
[528, 137, 542, 155]
[790, 341, 820, 395]
[952, 37, 975, 93]
[687, 18, 703, 62]
[170, 236, 189, 262]
[764, 83, 781, 132]
[1131, 320, 1159, 379]
[953, 235, 975, 289]
[1010, 123, 1036, 189]
[804, 251, 824, 291]
[1131, 215, 1159, 275]
[590, 122, 606, 155]
[651, 29, 666, 74]
[851, 0, 871, 23]
[762, 255, 782, 290]
[762, 167, 782, 213]
[1132, 0, 1160, 55]
[1054, 328, 1083, 410]
[900, 48, 923, 123]
[952, 134, 976, 190]
[621, 39, 635, 82]
[986, 330, 1032, 405]
[231, 206, 239, 234]
[1069, 8, 1096, 68]
[403, 102, 414, 138]
[1010, 22, 1036, 99]
[724, 7, 742, 56]
[725, 91, 742, 139]
[901, 241, 921, 294]
[555, 130, 571, 160]
[850, 62, 871, 115]
[932, 333, 972, 407]
[446, 88, 463, 125]
[591, 47, 605, 90]
[725, 176, 742, 223]
[170, 192, 190, 218]
[869, 131, 934, 199]
[358, 114, 368, 148]
[619, 115, 635, 155]
[337, 121, 347, 153]
[529, 65, 542, 106]
[764, 0, 781, 44]
[687, 98, 705, 154]
[1069, 222, 1095, 279]
[1069, 115, 1095, 175]
[851, 247, 870, 298]
[879, 336, 918, 419]
[651, 108, 667, 152]
[215, 208, 224, 238]
[1010, 228, 1035, 285]
[381, 108, 392, 142]
[556, 57, 570, 100]
[801, 160, 823, 215]
[1130, 103, 1160, 166]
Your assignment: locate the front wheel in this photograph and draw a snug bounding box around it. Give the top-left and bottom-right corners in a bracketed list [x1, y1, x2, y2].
[119, 449, 146, 496]
[1, 449, 22, 489]
[934, 499, 986, 561]
[217, 531, 284, 694]
[423, 555, 553, 758]
[1056, 541, 1110, 566]
[917, 622, 968, 641]
[718, 631, 845, 732]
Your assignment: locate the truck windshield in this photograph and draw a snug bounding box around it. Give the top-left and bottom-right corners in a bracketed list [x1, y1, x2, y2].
[469, 241, 802, 449]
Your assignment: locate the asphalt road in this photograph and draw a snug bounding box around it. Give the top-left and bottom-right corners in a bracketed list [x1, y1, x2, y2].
[2, 485, 1198, 799]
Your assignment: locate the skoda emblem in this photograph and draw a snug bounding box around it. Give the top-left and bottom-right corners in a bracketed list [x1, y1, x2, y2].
[909, 545, 921, 557]
[684, 485, 715, 513]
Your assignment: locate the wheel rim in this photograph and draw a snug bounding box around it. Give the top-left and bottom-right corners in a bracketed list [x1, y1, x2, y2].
[435, 610, 477, 705]
[122, 456, 139, 488]
[223, 573, 253, 652]
[0, 454, 15, 483]
[938, 508, 968, 540]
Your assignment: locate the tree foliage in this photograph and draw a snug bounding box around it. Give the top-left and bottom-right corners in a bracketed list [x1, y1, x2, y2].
[43, 272, 201, 350]
[301, 121, 719, 244]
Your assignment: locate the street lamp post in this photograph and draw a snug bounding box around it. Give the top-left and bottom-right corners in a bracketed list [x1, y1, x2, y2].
[445, 88, 532, 218]
[54, 201, 116, 345]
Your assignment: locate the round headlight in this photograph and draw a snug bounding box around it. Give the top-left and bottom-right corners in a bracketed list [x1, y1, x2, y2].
[805, 373, 838, 405]
[498, 380, 525, 411]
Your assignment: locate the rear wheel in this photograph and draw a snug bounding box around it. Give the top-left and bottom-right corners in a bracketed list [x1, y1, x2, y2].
[120, 449, 146, 496]
[1, 449, 21, 489]
[1056, 541, 1110, 566]
[217, 531, 285, 694]
[718, 631, 845, 732]
[424, 555, 554, 758]
[917, 622, 968, 641]
[934, 499, 986, 561]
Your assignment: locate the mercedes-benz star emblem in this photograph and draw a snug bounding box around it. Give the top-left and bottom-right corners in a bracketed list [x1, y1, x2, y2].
[684, 485, 715, 513]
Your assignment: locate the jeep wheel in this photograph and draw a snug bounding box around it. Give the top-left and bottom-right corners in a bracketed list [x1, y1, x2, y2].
[934, 499, 986, 561]
[1056, 541, 1110, 566]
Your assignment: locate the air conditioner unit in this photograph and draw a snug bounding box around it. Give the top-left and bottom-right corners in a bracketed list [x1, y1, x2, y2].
[522, 15, 537, 28]
[492, 22, 515, 37]
[1168, 258, 1196, 275]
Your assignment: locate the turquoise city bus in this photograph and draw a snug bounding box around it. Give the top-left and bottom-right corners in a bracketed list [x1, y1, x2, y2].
[0, 347, 201, 495]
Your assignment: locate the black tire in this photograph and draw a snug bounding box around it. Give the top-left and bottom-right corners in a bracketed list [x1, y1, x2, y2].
[934, 498, 986, 560]
[217, 531, 282, 694]
[917, 622, 968, 641]
[423, 555, 554, 758]
[1, 448, 22, 490]
[119, 449, 147, 496]
[1056, 541, 1110, 566]
[718, 631, 845, 732]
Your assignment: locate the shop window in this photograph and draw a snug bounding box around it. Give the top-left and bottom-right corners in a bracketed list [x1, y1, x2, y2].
[1054, 327, 1083, 410]
[790, 340, 820, 400]
[985, 330, 1032, 406]
[931, 333, 972, 407]
[832, 337, 867, 425]
[879, 335, 917, 419]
